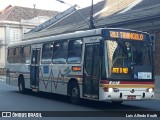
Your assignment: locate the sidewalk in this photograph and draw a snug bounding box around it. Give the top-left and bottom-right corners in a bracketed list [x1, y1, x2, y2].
[0, 75, 6, 80]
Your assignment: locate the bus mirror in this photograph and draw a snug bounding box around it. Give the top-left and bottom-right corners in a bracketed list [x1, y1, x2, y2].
[126, 42, 132, 58]
[128, 52, 132, 58]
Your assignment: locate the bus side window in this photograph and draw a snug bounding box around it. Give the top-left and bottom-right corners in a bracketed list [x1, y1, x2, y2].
[67, 39, 82, 63]
[7, 48, 15, 63]
[53, 41, 68, 64]
[22, 45, 31, 64]
[42, 43, 53, 64]
[15, 47, 22, 63]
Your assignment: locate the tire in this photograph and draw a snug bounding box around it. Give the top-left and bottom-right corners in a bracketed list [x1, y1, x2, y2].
[69, 82, 80, 104]
[18, 77, 25, 94]
[112, 101, 123, 105]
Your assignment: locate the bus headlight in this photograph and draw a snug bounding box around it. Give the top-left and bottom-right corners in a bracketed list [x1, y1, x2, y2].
[146, 88, 154, 92]
[149, 88, 153, 92]
[108, 88, 113, 92]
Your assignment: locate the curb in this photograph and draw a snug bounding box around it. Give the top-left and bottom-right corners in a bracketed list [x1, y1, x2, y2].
[0, 76, 6, 80]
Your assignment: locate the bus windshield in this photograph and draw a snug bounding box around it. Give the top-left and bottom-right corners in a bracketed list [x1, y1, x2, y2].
[104, 40, 152, 80]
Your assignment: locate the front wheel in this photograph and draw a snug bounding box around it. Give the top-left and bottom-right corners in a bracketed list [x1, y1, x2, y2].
[69, 82, 80, 104]
[18, 78, 25, 94]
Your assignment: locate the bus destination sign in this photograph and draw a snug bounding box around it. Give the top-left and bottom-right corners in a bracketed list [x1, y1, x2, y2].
[109, 31, 144, 41]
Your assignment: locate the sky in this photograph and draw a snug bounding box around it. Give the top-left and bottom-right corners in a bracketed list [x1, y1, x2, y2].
[0, 0, 103, 12]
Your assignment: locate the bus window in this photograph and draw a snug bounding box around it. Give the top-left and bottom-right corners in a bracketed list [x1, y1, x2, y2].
[22, 45, 31, 64]
[7, 48, 15, 63]
[42, 43, 53, 64]
[67, 40, 82, 63]
[106, 40, 131, 79]
[105, 40, 152, 79]
[53, 41, 68, 64]
[14, 47, 22, 63]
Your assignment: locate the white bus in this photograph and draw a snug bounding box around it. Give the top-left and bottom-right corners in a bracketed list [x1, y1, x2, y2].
[6, 28, 154, 104]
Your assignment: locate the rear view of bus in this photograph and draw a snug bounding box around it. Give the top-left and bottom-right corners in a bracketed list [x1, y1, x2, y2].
[100, 29, 154, 103]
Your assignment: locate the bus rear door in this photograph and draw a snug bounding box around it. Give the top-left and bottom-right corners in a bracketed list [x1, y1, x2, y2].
[30, 48, 41, 89]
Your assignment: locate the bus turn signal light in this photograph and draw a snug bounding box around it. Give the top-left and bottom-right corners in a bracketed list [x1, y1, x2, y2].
[72, 66, 81, 71]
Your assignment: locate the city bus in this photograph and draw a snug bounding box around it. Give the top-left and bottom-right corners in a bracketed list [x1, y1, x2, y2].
[6, 28, 154, 104]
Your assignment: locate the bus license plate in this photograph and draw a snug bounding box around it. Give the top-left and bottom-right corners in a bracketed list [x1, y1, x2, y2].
[127, 95, 136, 99]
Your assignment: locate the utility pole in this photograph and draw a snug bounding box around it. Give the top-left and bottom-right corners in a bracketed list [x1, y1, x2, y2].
[89, 0, 95, 29]
[33, 4, 36, 17]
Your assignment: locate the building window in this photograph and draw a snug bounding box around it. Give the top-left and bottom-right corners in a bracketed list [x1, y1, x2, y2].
[10, 28, 21, 43]
[0, 27, 5, 42]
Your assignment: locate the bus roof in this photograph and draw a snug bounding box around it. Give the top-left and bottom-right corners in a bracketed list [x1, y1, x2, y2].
[8, 28, 103, 47]
[8, 28, 149, 47]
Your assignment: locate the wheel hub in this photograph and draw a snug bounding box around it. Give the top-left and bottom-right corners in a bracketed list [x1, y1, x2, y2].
[72, 88, 78, 97]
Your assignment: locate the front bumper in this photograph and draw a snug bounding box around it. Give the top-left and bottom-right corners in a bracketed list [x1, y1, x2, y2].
[99, 88, 154, 101]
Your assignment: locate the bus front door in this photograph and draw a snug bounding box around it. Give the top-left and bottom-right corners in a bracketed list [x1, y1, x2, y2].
[83, 43, 100, 99]
[30, 49, 40, 89]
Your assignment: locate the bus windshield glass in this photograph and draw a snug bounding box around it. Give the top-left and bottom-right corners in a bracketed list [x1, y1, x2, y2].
[104, 40, 152, 80]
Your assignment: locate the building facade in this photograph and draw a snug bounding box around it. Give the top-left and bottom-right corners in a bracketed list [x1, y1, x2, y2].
[0, 5, 58, 74]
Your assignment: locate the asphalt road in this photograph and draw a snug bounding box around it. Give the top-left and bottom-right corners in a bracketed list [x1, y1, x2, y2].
[0, 78, 160, 120]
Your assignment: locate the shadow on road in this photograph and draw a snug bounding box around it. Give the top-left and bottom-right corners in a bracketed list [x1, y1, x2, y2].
[12, 89, 152, 111]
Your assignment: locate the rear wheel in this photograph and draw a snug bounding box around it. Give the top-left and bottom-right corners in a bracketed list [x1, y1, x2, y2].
[69, 82, 80, 104]
[18, 76, 25, 94]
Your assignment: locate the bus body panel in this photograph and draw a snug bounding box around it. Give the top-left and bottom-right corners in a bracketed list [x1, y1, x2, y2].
[6, 28, 154, 103]
[99, 87, 154, 101]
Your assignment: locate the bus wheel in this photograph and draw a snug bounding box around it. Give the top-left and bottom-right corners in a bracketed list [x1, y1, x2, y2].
[69, 82, 80, 104]
[18, 77, 25, 94]
[112, 101, 123, 105]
